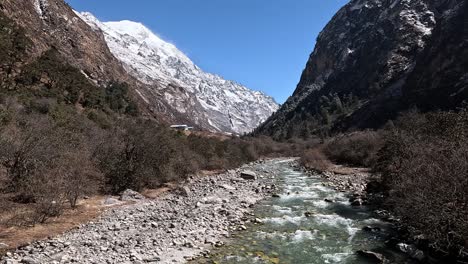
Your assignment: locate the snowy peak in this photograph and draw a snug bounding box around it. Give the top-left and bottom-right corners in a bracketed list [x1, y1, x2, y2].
[104, 20, 192, 64]
[77, 11, 278, 134]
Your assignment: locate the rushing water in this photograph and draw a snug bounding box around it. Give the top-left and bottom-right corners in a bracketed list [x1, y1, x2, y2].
[194, 159, 414, 264]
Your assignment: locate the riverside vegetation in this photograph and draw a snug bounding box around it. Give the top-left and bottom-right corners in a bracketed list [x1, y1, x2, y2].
[1, 3, 468, 263]
[0, 12, 311, 235]
[299, 109, 468, 262]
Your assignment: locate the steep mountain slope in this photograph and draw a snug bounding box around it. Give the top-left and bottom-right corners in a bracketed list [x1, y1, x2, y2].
[0, 0, 127, 84]
[256, 0, 466, 139]
[77, 12, 279, 134]
[0, 0, 179, 122]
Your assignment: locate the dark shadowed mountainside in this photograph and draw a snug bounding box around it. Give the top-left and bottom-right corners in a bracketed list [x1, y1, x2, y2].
[255, 0, 467, 139]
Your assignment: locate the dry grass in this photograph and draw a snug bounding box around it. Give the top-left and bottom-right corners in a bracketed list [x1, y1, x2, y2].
[0, 196, 105, 253]
[0, 182, 184, 256]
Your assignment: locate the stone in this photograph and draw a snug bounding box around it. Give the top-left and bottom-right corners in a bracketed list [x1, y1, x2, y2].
[362, 226, 381, 232]
[397, 243, 425, 261]
[253, 218, 263, 224]
[177, 186, 191, 197]
[351, 198, 363, 206]
[324, 198, 334, 203]
[20, 257, 39, 264]
[271, 193, 281, 198]
[220, 184, 236, 191]
[304, 211, 314, 218]
[240, 170, 257, 180]
[120, 189, 145, 201]
[202, 196, 221, 204]
[356, 250, 385, 263]
[103, 197, 120, 205]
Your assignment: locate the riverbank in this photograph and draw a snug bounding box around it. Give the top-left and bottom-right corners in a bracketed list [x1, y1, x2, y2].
[1, 159, 284, 264]
[300, 162, 443, 263]
[193, 158, 416, 263]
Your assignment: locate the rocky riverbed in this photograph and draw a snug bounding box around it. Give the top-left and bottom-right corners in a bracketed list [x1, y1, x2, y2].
[1, 159, 285, 264]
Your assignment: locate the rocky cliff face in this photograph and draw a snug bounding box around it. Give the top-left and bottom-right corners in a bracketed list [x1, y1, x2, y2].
[256, 0, 466, 139]
[0, 0, 129, 84]
[77, 12, 279, 134]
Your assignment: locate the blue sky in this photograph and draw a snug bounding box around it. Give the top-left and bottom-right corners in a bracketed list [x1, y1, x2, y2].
[66, 0, 349, 103]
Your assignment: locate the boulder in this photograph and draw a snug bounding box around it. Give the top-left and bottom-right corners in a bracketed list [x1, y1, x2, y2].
[20, 257, 40, 264]
[304, 211, 314, 218]
[177, 186, 191, 197]
[350, 198, 364, 206]
[240, 170, 257, 180]
[103, 197, 120, 205]
[362, 226, 381, 232]
[119, 189, 145, 201]
[202, 196, 222, 204]
[356, 250, 385, 263]
[397, 243, 425, 261]
[220, 184, 236, 191]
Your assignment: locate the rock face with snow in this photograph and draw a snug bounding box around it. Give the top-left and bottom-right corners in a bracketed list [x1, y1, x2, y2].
[78, 12, 279, 134]
[256, 0, 466, 139]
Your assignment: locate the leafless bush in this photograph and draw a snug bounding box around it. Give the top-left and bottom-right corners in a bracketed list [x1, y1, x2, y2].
[323, 131, 383, 167]
[376, 109, 468, 259]
[299, 148, 331, 172]
[0, 114, 60, 194]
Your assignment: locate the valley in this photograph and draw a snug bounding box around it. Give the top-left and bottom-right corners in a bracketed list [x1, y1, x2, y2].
[0, 0, 467, 263]
[1, 160, 415, 264]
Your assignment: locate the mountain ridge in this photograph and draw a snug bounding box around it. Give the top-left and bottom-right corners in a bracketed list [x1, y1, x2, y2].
[77, 11, 279, 134]
[255, 0, 466, 139]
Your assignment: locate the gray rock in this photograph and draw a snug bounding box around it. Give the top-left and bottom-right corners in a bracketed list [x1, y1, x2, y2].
[356, 250, 385, 263]
[240, 170, 257, 180]
[220, 184, 236, 191]
[103, 197, 120, 205]
[304, 211, 314, 218]
[120, 189, 145, 201]
[177, 186, 191, 197]
[20, 257, 39, 264]
[397, 243, 425, 261]
[350, 198, 363, 206]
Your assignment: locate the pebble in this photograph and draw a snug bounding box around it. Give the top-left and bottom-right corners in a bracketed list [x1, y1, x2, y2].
[1, 159, 283, 264]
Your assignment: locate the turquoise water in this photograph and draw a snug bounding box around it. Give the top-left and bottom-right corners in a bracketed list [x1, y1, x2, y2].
[194, 160, 414, 264]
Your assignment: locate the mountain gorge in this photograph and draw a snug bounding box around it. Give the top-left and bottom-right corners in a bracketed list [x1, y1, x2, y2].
[256, 0, 467, 139]
[77, 12, 278, 134]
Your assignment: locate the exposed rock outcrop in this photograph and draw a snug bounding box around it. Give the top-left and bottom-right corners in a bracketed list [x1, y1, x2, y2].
[256, 0, 467, 139]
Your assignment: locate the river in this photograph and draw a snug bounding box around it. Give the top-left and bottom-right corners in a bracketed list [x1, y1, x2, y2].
[193, 159, 415, 264]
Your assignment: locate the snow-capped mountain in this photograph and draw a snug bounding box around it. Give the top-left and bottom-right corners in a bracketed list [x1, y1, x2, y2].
[77, 12, 279, 134]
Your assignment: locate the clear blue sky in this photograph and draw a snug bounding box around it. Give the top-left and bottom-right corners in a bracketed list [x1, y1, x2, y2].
[66, 0, 349, 103]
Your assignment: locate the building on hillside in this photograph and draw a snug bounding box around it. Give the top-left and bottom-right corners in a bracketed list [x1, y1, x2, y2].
[170, 125, 194, 131]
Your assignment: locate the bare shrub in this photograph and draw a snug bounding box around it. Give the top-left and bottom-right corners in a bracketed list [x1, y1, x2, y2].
[323, 131, 383, 167]
[0, 114, 59, 193]
[376, 109, 468, 259]
[96, 120, 194, 194]
[299, 148, 331, 172]
[53, 150, 101, 208]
